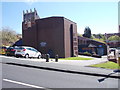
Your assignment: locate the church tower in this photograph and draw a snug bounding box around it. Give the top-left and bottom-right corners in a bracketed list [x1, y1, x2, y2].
[23, 8, 40, 30]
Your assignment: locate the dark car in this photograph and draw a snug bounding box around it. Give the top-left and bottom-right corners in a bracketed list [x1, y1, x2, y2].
[6, 46, 19, 56]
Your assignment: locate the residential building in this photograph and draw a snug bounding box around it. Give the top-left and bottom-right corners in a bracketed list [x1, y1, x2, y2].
[78, 36, 107, 56]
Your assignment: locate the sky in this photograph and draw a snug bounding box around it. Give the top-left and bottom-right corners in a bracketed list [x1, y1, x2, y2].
[1, 1, 119, 34]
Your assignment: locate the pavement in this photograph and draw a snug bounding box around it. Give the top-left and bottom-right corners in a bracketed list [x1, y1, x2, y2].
[0, 55, 120, 79]
[53, 55, 108, 66]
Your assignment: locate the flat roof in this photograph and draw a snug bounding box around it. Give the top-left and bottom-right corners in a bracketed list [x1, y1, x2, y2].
[36, 16, 77, 24]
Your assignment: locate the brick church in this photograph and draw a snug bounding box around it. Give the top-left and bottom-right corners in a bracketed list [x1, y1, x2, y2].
[22, 8, 78, 58]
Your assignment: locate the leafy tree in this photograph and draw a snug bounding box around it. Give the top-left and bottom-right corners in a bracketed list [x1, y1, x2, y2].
[101, 35, 106, 41]
[108, 35, 120, 41]
[93, 33, 106, 40]
[83, 27, 91, 38]
[98, 34, 106, 41]
[0, 27, 20, 46]
[92, 33, 106, 42]
[90, 34, 95, 39]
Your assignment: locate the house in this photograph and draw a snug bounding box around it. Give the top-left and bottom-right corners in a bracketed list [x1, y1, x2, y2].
[78, 36, 107, 56]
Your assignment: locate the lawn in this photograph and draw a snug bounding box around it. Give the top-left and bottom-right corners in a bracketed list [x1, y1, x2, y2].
[90, 61, 120, 69]
[59, 57, 93, 60]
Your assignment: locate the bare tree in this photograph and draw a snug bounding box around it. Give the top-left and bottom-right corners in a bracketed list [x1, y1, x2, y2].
[0, 27, 20, 46]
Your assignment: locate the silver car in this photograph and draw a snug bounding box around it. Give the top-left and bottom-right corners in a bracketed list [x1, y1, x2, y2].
[15, 46, 41, 59]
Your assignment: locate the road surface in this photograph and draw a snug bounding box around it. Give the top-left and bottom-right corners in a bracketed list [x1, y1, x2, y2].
[2, 62, 119, 88]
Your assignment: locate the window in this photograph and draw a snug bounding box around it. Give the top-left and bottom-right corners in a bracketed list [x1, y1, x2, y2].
[74, 42, 78, 46]
[73, 33, 75, 36]
[31, 48, 38, 52]
[74, 47, 78, 50]
[73, 38, 77, 41]
[26, 48, 31, 50]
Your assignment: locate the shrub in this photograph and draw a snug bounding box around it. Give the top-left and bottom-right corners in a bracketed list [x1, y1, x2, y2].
[83, 52, 92, 56]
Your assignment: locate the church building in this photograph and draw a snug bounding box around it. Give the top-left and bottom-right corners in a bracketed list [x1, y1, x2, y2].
[22, 9, 78, 58]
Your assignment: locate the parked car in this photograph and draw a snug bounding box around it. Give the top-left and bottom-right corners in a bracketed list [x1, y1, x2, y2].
[0, 46, 8, 55]
[6, 46, 19, 56]
[15, 46, 41, 59]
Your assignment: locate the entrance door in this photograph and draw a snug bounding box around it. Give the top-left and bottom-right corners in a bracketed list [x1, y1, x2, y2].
[97, 48, 104, 56]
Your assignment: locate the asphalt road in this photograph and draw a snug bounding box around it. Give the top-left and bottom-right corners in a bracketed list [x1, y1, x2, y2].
[2, 62, 119, 88]
[0, 62, 2, 90]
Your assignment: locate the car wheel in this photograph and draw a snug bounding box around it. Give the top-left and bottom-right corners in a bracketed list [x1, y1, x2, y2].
[25, 54, 29, 58]
[16, 56, 19, 58]
[38, 55, 41, 59]
[6, 54, 9, 56]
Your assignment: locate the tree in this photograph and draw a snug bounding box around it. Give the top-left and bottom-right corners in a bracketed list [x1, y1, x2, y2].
[82, 27, 91, 38]
[101, 34, 106, 41]
[90, 34, 95, 39]
[0, 27, 20, 46]
[77, 33, 83, 37]
[97, 34, 106, 41]
[92, 33, 106, 41]
[108, 35, 120, 41]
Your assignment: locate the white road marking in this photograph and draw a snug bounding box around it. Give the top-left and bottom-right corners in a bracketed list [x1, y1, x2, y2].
[3, 78, 44, 88]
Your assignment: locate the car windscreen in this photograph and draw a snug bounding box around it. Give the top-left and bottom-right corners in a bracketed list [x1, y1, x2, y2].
[7, 47, 13, 49]
[16, 47, 25, 50]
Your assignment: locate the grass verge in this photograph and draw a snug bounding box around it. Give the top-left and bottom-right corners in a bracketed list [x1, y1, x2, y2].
[90, 61, 120, 69]
[59, 57, 93, 60]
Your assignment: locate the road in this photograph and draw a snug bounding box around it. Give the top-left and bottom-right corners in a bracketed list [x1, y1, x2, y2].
[0, 62, 2, 90]
[2, 61, 119, 88]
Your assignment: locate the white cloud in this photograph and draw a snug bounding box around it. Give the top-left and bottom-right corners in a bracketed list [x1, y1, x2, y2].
[25, 0, 38, 5]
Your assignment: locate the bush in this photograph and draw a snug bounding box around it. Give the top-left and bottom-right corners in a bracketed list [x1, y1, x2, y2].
[108, 35, 120, 41]
[84, 52, 92, 56]
[79, 52, 101, 58]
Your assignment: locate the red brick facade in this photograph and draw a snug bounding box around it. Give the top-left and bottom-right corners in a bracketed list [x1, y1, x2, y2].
[22, 9, 78, 58]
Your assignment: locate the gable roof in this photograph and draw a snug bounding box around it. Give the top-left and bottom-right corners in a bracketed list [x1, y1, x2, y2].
[88, 44, 97, 48]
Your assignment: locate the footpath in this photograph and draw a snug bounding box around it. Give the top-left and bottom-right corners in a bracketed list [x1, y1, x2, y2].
[0, 55, 120, 79]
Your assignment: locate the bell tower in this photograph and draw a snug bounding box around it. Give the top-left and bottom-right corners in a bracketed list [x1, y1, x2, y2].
[23, 8, 40, 30]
